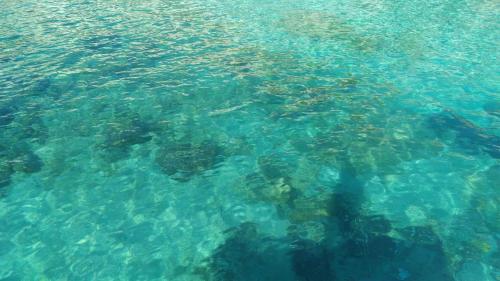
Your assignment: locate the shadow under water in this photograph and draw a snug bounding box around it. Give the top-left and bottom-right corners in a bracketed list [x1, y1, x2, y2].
[197, 157, 455, 281]
[427, 110, 500, 158]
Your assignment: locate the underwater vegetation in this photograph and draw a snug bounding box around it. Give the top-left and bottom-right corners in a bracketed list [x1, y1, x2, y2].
[155, 140, 225, 182]
[427, 110, 500, 158]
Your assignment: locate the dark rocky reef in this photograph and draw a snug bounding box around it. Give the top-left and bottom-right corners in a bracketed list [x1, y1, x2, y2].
[0, 105, 16, 126]
[398, 225, 442, 246]
[197, 156, 456, 281]
[1, 143, 43, 173]
[0, 143, 43, 190]
[0, 98, 49, 159]
[330, 200, 451, 281]
[10, 149, 43, 174]
[9, 113, 48, 144]
[155, 140, 225, 181]
[200, 218, 452, 281]
[290, 239, 334, 281]
[427, 110, 499, 158]
[0, 159, 13, 188]
[325, 160, 454, 281]
[0, 99, 49, 145]
[243, 153, 334, 223]
[483, 101, 499, 118]
[97, 113, 154, 162]
[32, 77, 52, 95]
[257, 154, 296, 181]
[198, 222, 332, 281]
[82, 34, 123, 52]
[0, 102, 46, 192]
[31, 74, 77, 99]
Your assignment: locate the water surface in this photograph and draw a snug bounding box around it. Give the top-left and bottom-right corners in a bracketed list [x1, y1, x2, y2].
[0, 0, 499, 280]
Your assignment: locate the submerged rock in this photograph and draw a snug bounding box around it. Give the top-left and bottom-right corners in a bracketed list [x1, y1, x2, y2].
[483, 101, 500, 118]
[260, 177, 293, 205]
[0, 105, 15, 126]
[258, 154, 295, 181]
[11, 150, 43, 173]
[0, 160, 13, 188]
[200, 223, 329, 281]
[98, 114, 154, 161]
[397, 225, 441, 246]
[29, 75, 73, 99]
[200, 223, 337, 280]
[356, 215, 393, 235]
[1, 143, 43, 174]
[155, 141, 224, 181]
[104, 120, 153, 148]
[287, 197, 330, 223]
[0, 143, 42, 191]
[242, 173, 298, 218]
[341, 234, 398, 259]
[427, 110, 500, 158]
[83, 34, 122, 51]
[32, 77, 52, 95]
[5, 110, 49, 143]
[291, 239, 334, 281]
[456, 261, 494, 281]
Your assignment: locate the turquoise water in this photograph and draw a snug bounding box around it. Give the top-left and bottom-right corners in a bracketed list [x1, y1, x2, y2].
[0, 0, 499, 280]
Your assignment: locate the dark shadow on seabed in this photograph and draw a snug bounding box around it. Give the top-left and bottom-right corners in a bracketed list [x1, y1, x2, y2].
[196, 155, 455, 281]
[427, 110, 500, 159]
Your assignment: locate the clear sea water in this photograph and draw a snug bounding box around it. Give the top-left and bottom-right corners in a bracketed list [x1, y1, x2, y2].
[0, 0, 499, 280]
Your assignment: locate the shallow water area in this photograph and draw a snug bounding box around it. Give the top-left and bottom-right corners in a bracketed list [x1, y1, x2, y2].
[0, 0, 499, 280]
